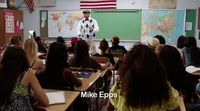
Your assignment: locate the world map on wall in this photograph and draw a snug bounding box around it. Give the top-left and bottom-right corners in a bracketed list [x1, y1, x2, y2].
[142, 10, 185, 44]
[48, 11, 83, 37]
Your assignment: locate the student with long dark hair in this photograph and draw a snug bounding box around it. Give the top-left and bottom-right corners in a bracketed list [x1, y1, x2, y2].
[176, 35, 186, 59]
[156, 45, 189, 96]
[69, 40, 109, 70]
[182, 37, 200, 66]
[37, 42, 82, 90]
[0, 46, 48, 110]
[156, 45, 197, 104]
[177, 35, 186, 49]
[107, 44, 179, 111]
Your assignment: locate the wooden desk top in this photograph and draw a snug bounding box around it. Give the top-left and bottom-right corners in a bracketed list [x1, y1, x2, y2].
[100, 57, 119, 69]
[43, 90, 80, 111]
[189, 72, 200, 76]
[75, 70, 105, 91]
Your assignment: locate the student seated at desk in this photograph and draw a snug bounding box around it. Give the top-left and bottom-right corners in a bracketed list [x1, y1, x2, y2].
[56, 36, 65, 44]
[24, 39, 44, 70]
[2, 35, 22, 52]
[68, 37, 78, 54]
[37, 42, 82, 90]
[34, 37, 47, 54]
[176, 35, 187, 59]
[108, 44, 179, 111]
[108, 36, 127, 54]
[93, 39, 115, 65]
[69, 40, 109, 70]
[156, 45, 191, 103]
[154, 35, 166, 45]
[10, 35, 23, 47]
[0, 46, 49, 111]
[148, 37, 160, 51]
[3, 35, 23, 49]
[57, 36, 69, 54]
[182, 37, 200, 67]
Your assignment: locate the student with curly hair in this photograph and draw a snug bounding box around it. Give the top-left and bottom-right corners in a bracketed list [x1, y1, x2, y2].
[107, 44, 179, 111]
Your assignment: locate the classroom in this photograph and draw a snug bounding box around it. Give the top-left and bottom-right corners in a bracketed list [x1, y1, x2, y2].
[0, 0, 200, 111]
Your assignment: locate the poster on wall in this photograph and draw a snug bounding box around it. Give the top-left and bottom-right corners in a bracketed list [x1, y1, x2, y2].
[5, 12, 15, 34]
[149, 0, 177, 9]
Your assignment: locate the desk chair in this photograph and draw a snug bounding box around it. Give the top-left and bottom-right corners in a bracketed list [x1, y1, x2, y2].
[91, 56, 111, 90]
[91, 56, 109, 64]
[109, 53, 125, 85]
[110, 53, 124, 61]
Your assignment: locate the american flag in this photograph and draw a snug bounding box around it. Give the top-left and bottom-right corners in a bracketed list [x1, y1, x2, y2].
[25, 0, 34, 13]
[80, 0, 117, 10]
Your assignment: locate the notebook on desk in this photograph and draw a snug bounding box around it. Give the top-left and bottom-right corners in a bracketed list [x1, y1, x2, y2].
[74, 71, 92, 78]
[46, 91, 65, 105]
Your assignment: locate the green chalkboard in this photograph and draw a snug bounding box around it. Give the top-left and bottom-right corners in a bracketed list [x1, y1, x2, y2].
[186, 9, 196, 37]
[92, 10, 141, 41]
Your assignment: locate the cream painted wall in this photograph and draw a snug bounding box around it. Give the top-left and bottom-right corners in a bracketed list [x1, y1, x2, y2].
[19, 0, 200, 48]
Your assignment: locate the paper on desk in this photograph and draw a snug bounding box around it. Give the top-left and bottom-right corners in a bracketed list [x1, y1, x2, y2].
[46, 91, 65, 105]
[186, 66, 200, 73]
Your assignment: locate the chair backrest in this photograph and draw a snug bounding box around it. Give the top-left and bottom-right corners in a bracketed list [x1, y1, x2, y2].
[110, 53, 124, 60]
[91, 56, 109, 64]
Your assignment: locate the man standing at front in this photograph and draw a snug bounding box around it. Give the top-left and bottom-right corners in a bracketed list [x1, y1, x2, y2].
[77, 10, 99, 55]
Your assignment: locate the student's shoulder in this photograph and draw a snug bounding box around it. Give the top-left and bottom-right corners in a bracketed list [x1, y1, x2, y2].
[24, 69, 35, 78]
[21, 69, 37, 85]
[164, 83, 179, 110]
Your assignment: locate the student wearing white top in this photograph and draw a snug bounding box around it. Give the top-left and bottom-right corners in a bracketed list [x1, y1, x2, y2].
[77, 10, 99, 55]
